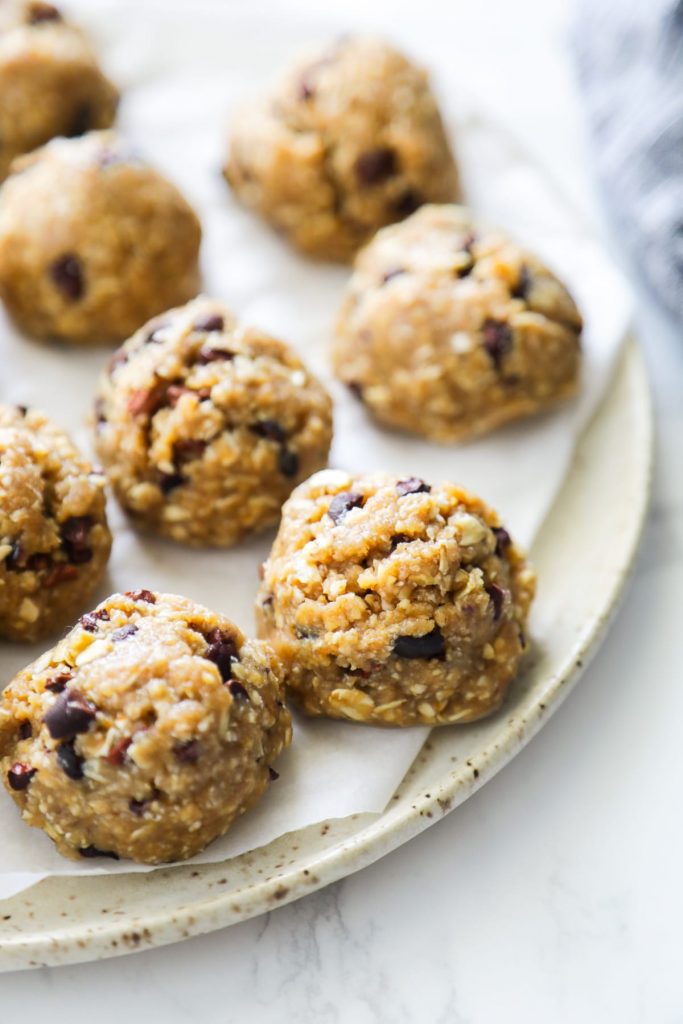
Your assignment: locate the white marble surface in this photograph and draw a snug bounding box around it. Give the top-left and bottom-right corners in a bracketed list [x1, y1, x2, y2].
[4, 0, 683, 1019]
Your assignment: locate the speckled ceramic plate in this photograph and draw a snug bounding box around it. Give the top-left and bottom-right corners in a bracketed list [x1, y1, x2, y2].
[0, 337, 651, 971]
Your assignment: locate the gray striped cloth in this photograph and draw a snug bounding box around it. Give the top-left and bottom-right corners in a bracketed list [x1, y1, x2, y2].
[575, 0, 683, 322]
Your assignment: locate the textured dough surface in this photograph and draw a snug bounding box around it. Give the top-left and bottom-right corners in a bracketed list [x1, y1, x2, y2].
[0, 590, 292, 864]
[0, 131, 201, 344]
[94, 296, 333, 546]
[224, 36, 459, 262]
[333, 204, 583, 441]
[256, 470, 536, 726]
[0, 404, 111, 643]
[0, 0, 118, 181]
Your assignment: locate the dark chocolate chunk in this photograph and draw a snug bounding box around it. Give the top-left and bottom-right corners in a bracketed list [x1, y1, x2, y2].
[50, 254, 84, 301]
[268, 766, 280, 781]
[7, 763, 36, 791]
[173, 438, 207, 463]
[486, 583, 505, 621]
[111, 624, 138, 642]
[129, 798, 151, 816]
[392, 188, 421, 218]
[126, 589, 156, 603]
[205, 630, 239, 682]
[18, 721, 32, 740]
[45, 668, 74, 693]
[106, 736, 132, 765]
[482, 319, 513, 370]
[393, 626, 445, 659]
[396, 478, 431, 497]
[44, 688, 96, 740]
[27, 2, 61, 24]
[174, 740, 200, 764]
[250, 419, 286, 443]
[61, 516, 94, 564]
[511, 265, 531, 300]
[80, 608, 110, 632]
[355, 147, 397, 186]
[492, 526, 511, 558]
[78, 845, 119, 860]
[389, 533, 411, 551]
[196, 346, 234, 364]
[159, 472, 185, 494]
[194, 313, 224, 333]
[57, 740, 84, 780]
[328, 491, 364, 525]
[278, 448, 299, 478]
[228, 680, 249, 701]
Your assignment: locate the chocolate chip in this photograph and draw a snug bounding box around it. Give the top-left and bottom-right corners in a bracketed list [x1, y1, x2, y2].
[127, 382, 167, 417]
[50, 254, 84, 301]
[250, 419, 286, 443]
[393, 627, 445, 659]
[44, 688, 96, 740]
[173, 438, 207, 463]
[355, 147, 397, 186]
[18, 721, 32, 740]
[80, 608, 109, 632]
[392, 189, 421, 218]
[57, 740, 84, 780]
[196, 347, 234, 364]
[45, 668, 74, 693]
[492, 526, 511, 558]
[126, 589, 156, 603]
[511, 265, 531, 300]
[228, 680, 249, 701]
[174, 740, 200, 764]
[278, 448, 299, 478]
[25, 553, 52, 572]
[111, 624, 138, 642]
[194, 313, 224, 333]
[106, 736, 132, 765]
[328, 491, 364, 525]
[381, 268, 406, 285]
[61, 516, 94, 564]
[44, 563, 79, 588]
[7, 763, 36, 791]
[389, 533, 411, 551]
[27, 2, 61, 24]
[159, 472, 185, 494]
[486, 583, 505, 621]
[482, 319, 513, 370]
[204, 630, 239, 682]
[67, 102, 92, 138]
[129, 798, 151, 816]
[396, 478, 431, 497]
[268, 766, 280, 781]
[78, 846, 119, 860]
[5, 541, 24, 570]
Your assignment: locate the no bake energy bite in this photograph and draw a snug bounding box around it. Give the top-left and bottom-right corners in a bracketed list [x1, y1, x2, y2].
[257, 470, 535, 727]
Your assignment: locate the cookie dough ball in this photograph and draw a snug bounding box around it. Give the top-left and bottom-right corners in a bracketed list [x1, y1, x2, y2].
[0, 131, 201, 344]
[94, 297, 333, 547]
[333, 205, 583, 442]
[257, 470, 535, 727]
[0, 404, 111, 643]
[0, 591, 292, 863]
[224, 36, 459, 262]
[0, 1, 118, 181]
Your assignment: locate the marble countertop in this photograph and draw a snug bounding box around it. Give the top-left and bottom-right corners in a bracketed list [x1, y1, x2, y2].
[4, 0, 683, 1020]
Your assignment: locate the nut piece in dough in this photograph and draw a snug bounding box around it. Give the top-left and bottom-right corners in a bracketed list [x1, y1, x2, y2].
[256, 470, 535, 727]
[0, 404, 111, 643]
[224, 36, 459, 262]
[0, 0, 118, 181]
[0, 591, 292, 864]
[333, 204, 583, 442]
[0, 131, 201, 345]
[93, 296, 333, 547]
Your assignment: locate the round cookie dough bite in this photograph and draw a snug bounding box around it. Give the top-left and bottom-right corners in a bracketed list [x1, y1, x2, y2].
[0, 404, 111, 643]
[256, 470, 535, 727]
[93, 296, 333, 547]
[333, 204, 583, 442]
[0, 0, 118, 181]
[0, 131, 201, 345]
[224, 36, 459, 262]
[0, 591, 292, 863]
